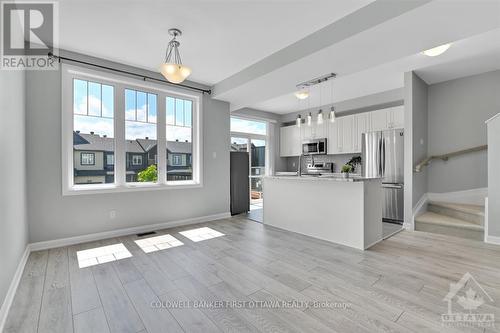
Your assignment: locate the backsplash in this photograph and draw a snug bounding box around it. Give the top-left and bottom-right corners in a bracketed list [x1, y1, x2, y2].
[285, 153, 362, 173]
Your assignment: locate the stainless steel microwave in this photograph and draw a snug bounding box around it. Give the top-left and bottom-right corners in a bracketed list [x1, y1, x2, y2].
[302, 138, 327, 155]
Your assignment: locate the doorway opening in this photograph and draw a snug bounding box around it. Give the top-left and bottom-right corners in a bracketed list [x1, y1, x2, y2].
[230, 117, 268, 223]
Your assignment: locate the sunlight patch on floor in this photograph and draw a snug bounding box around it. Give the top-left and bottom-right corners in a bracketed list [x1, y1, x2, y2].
[134, 234, 184, 253]
[76, 243, 132, 268]
[179, 227, 225, 242]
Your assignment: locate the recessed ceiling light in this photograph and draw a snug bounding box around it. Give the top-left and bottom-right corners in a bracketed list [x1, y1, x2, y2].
[422, 43, 451, 57]
[294, 90, 309, 100]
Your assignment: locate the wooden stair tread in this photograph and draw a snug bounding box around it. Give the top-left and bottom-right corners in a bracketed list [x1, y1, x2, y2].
[415, 212, 484, 231]
[428, 201, 484, 216]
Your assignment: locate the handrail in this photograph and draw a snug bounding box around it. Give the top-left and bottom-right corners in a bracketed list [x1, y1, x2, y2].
[414, 145, 487, 173]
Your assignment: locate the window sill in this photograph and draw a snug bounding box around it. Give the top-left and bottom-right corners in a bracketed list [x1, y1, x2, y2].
[63, 182, 202, 196]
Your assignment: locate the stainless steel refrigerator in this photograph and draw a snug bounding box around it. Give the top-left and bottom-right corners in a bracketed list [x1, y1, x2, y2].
[362, 129, 404, 223]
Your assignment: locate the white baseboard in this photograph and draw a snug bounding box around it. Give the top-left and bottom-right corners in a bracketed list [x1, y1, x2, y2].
[29, 212, 231, 251]
[0, 246, 30, 332]
[485, 235, 500, 245]
[427, 187, 487, 206]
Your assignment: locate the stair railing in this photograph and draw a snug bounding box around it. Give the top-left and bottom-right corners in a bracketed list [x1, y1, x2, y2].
[414, 145, 487, 173]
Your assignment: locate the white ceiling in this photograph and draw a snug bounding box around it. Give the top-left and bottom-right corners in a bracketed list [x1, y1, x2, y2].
[58, 0, 500, 114]
[254, 28, 500, 114]
[58, 0, 374, 85]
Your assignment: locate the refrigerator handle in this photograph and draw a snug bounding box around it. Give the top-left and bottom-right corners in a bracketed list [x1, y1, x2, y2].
[378, 137, 383, 176]
[382, 138, 386, 176]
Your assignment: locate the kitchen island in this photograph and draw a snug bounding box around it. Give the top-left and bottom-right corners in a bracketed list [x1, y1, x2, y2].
[263, 175, 382, 250]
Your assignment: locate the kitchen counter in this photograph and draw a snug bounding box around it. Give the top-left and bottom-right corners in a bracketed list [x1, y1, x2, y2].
[263, 176, 383, 250]
[266, 174, 381, 182]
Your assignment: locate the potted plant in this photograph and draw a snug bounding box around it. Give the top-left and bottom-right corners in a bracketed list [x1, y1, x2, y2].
[341, 164, 353, 178]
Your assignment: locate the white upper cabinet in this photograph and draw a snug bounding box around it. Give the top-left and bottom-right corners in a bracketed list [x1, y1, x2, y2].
[281, 106, 404, 157]
[301, 118, 327, 141]
[386, 106, 404, 129]
[370, 109, 389, 131]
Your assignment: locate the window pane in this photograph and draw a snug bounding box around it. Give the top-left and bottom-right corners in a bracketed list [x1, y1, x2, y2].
[148, 94, 157, 123]
[125, 89, 157, 183]
[184, 100, 192, 127]
[88, 82, 101, 116]
[175, 98, 184, 126]
[125, 89, 136, 121]
[166, 97, 175, 125]
[230, 117, 267, 135]
[73, 79, 114, 185]
[230, 137, 248, 152]
[136, 91, 147, 122]
[167, 97, 192, 181]
[102, 85, 114, 118]
[74, 79, 87, 115]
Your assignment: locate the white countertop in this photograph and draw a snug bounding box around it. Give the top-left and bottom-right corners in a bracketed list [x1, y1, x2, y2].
[266, 174, 381, 182]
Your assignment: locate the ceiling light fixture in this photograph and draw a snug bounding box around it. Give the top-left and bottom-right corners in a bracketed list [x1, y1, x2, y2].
[422, 43, 451, 57]
[294, 90, 309, 100]
[159, 28, 192, 84]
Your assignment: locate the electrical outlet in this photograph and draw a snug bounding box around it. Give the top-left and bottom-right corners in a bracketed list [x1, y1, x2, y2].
[109, 210, 116, 219]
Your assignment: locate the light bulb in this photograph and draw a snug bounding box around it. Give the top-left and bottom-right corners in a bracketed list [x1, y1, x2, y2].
[317, 110, 323, 124]
[329, 109, 336, 123]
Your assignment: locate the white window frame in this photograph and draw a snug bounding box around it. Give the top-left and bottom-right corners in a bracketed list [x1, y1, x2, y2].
[62, 64, 203, 195]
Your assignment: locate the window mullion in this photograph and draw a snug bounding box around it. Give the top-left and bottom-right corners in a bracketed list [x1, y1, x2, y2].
[157, 93, 167, 185]
[115, 83, 126, 186]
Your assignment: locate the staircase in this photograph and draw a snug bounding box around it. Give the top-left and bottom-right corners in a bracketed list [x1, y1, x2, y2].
[415, 201, 484, 241]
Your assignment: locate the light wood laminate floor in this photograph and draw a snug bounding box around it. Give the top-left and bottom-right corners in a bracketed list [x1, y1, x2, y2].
[4, 216, 500, 333]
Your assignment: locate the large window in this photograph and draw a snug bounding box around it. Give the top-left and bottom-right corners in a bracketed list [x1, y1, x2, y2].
[63, 65, 201, 194]
[166, 96, 193, 181]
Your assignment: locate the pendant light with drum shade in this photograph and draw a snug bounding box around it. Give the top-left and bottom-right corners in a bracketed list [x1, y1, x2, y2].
[159, 28, 192, 84]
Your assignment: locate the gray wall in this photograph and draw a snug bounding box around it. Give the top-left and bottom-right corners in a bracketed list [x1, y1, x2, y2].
[487, 115, 500, 237]
[404, 71, 428, 226]
[427, 70, 500, 193]
[26, 67, 230, 243]
[0, 70, 29, 309]
[411, 74, 429, 207]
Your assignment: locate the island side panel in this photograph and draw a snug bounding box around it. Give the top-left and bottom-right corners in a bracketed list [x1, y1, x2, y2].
[363, 179, 383, 249]
[263, 178, 365, 250]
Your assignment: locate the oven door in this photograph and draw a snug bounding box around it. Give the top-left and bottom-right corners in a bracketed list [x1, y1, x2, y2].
[302, 142, 319, 155]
